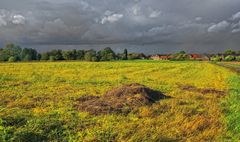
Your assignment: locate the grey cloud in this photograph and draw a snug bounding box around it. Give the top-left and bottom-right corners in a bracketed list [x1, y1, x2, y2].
[195, 17, 202, 21]
[0, 17, 7, 26]
[100, 13, 123, 24]
[12, 14, 25, 24]
[149, 10, 161, 18]
[207, 21, 230, 32]
[232, 28, 240, 33]
[232, 11, 240, 20]
[0, 0, 240, 53]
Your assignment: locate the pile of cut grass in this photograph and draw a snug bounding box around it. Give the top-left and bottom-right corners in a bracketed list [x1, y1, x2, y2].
[76, 83, 169, 115]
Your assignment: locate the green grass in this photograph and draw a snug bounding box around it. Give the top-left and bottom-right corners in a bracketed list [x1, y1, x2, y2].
[222, 75, 240, 141]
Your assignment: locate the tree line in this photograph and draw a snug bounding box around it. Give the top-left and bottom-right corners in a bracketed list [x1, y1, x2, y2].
[170, 50, 240, 61]
[0, 43, 146, 62]
[210, 50, 240, 62]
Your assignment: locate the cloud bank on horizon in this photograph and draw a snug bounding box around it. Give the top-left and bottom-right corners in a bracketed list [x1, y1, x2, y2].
[0, 0, 240, 53]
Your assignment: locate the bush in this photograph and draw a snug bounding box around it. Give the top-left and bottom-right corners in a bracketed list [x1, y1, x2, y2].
[211, 56, 222, 62]
[84, 50, 98, 62]
[224, 55, 235, 61]
[49, 56, 56, 61]
[8, 56, 17, 62]
[98, 47, 116, 61]
[235, 56, 240, 61]
[40, 53, 49, 60]
[23, 55, 32, 61]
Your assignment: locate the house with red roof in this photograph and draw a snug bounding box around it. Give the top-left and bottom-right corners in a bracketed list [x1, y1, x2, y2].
[150, 55, 171, 60]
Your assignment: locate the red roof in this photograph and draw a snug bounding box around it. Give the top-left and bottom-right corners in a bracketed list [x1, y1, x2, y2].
[190, 54, 202, 59]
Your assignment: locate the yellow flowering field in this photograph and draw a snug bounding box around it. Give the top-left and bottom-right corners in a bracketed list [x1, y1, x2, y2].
[0, 61, 238, 141]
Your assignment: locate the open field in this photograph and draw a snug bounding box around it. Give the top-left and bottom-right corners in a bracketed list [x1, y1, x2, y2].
[0, 61, 239, 141]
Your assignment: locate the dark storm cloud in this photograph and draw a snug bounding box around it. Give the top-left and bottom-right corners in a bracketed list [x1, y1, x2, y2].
[0, 0, 240, 53]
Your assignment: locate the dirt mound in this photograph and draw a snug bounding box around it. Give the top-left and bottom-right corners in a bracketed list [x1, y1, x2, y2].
[179, 85, 226, 96]
[76, 83, 169, 115]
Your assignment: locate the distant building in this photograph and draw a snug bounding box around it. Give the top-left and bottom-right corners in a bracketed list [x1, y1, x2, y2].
[150, 55, 171, 60]
[150, 54, 211, 61]
[189, 54, 210, 61]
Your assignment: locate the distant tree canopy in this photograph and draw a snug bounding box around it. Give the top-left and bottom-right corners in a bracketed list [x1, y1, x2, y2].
[123, 49, 128, 60]
[0, 43, 38, 62]
[128, 53, 146, 60]
[84, 50, 98, 61]
[236, 56, 240, 61]
[49, 50, 64, 60]
[62, 50, 77, 60]
[97, 47, 116, 61]
[223, 50, 236, 55]
[0, 43, 22, 61]
[76, 50, 85, 60]
[40, 52, 49, 61]
[22, 48, 38, 61]
[224, 55, 236, 61]
[1, 43, 239, 62]
[210, 56, 222, 62]
[169, 51, 190, 61]
[179, 51, 186, 54]
[1, 43, 145, 62]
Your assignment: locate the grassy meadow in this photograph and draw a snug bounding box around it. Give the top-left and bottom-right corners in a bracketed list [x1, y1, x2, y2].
[0, 61, 239, 141]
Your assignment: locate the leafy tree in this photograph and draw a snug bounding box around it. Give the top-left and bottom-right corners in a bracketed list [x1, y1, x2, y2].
[176, 54, 189, 60]
[211, 56, 222, 62]
[123, 49, 128, 60]
[170, 51, 189, 60]
[62, 50, 76, 60]
[72, 49, 77, 60]
[8, 56, 17, 62]
[179, 51, 186, 54]
[49, 50, 63, 60]
[0, 49, 7, 62]
[91, 56, 99, 62]
[128, 53, 146, 60]
[76, 50, 85, 60]
[21, 48, 38, 61]
[23, 55, 32, 61]
[98, 47, 116, 61]
[62, 51, 72, 60]
[84, 50, 98, 61]
[40, 53, 50, 60]
[224, 50, 236, 55]
[49, 56, 56, 61]
[236, 56, 240, 61]
[37, 53, 41, 60]
[224, 55, 235, 61]
[1, 51, 10, 61]
[1, 43, 22, 61]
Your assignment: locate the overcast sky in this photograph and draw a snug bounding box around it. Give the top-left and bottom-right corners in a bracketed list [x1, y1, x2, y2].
[0, 0, 240, 53]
